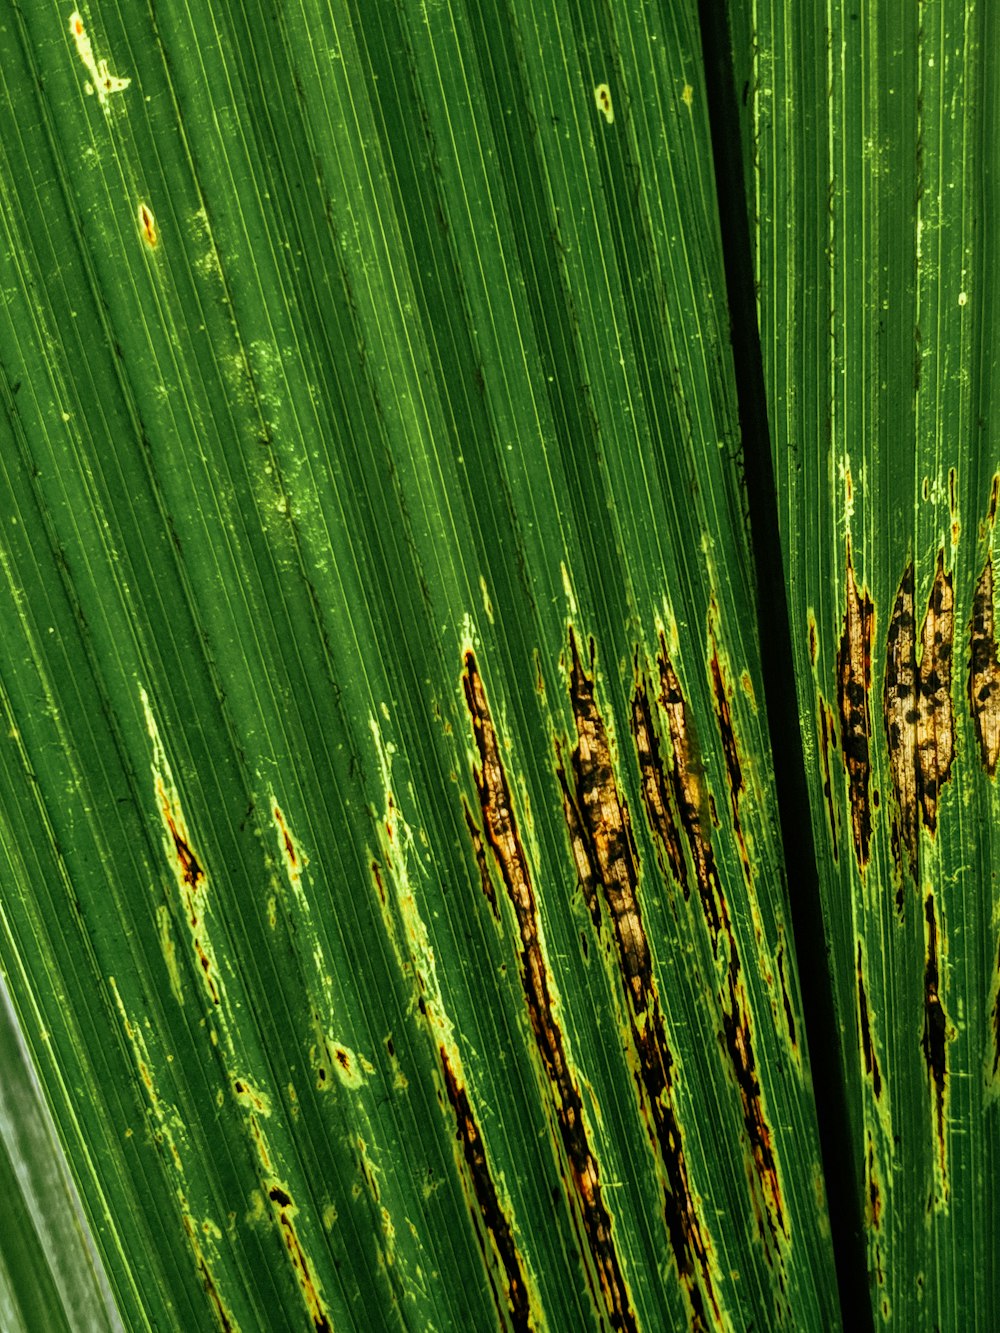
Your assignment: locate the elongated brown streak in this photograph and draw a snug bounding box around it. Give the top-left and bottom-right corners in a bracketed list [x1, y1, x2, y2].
[651, 638, 788, 1264]
[462, 653, 637, 1333]
[440, 1049, 534, 1331]
[568, 632, 722, 1331]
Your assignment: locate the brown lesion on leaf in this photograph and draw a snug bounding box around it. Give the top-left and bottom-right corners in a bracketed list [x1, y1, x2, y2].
[969, 555, 1000, 776]
[567, 633, 723, 1330]
[157, 778, 205, 899]
[865, 1131, 882, 1230]
[856, 942, 882, 1100]
[440, 1047, 535, 1332]
[181, 1215, 238, 1333]
[267, 1185, 333, 1332]
[837, 545, 875, 870]
[630, 676, 688, 900]
[462, 652, 638, 1333]
[555, 758, 602, 930]
[655, 642, 724, 945]
[816, 696, 840, 863]
[644, 638, 788, 1269]
[915, 554, 954, 833]
[884, 554, 955, 882]
[884, 562, 919, 880]
[921, 893, 950, 1197]
[463, 799, 501, 923]
[708, 640, 751, 888]
[774, 936, 797, 1055]
[989, 474, 1000, 529]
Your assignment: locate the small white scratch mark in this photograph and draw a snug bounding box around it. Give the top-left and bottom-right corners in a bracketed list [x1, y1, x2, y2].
[958, 291, 968, 306]
[560, 560, 578, 616]
[69, 11, 131, 107]
[594, 82, 614, 125]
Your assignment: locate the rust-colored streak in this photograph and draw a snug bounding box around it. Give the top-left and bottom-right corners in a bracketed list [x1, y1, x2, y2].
[653, 640, 787, 1260]
[630, 680, 688, 900]
[969, 556, 1000, 776]
[463, 800, 501, 922]
[921, 894, 949, 1185]
[440, 1049, 533, 1331]
[816, 697, 840, 862]
[856, 943, 882, 1100]
[656, 644, 724, 945]
[883, 563, 919, 879]
[462, 653, 637, 1333]
[915, 555, 954, 832]
[568, 636, 721, 1329]
[837, 547, 875, 869]
[267, 1188, 332, 1333]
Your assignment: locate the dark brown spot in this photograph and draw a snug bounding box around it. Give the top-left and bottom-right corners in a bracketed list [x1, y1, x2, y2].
[462, 652, 637, 1333]
[440, 1049, 534, 1331]
[969, 556, 1000, 776]
[856, 943, 882, 1100]
[837, 545, 875, 869]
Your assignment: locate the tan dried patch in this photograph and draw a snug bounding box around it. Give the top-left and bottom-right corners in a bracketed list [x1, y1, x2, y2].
[883, 555, 955, 882]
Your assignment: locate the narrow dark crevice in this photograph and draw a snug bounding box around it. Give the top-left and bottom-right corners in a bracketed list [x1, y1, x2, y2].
[695, 4, 874, 1330]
